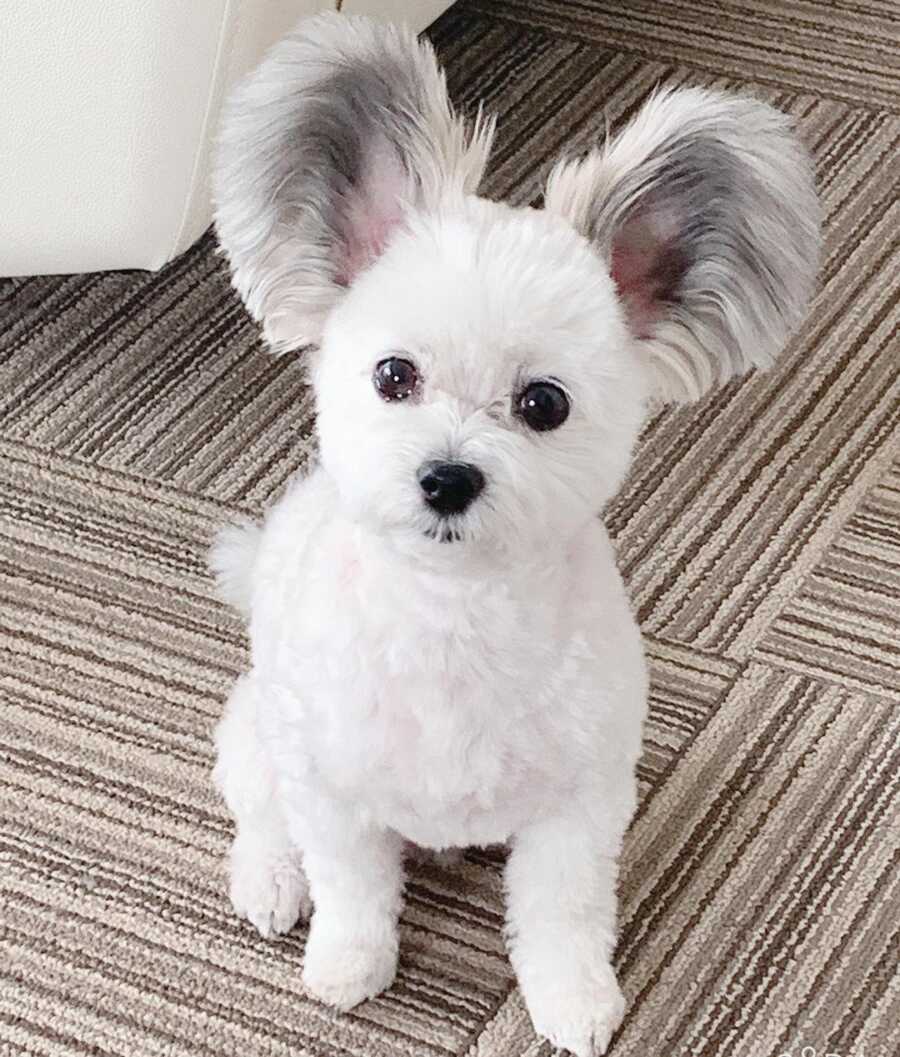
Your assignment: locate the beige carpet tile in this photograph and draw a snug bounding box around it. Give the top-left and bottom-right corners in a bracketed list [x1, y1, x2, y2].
[638, 640, 739, 800]
[459, 0, 900, 112]
[0, 250, 315, 510]
[756, 455, 900, 697]
[477, 664, 900, 1057]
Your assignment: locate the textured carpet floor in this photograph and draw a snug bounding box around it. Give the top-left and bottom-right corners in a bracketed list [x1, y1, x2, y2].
[1, 2, 898, 1056]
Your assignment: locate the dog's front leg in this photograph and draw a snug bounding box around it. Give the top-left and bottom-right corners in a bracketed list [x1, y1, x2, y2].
[301, 824, 405, 1011]
[505, 810, 627, 1057]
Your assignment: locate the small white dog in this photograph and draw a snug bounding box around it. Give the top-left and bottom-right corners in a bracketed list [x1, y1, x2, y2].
[210, 14, 819, 1056]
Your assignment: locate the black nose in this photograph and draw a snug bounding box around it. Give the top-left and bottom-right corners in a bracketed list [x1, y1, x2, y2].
[418, 461, 485, 516]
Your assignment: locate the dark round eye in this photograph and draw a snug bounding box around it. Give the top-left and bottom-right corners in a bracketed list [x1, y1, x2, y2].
[516, 381, 570, 432]
[373, 357, 419, 401]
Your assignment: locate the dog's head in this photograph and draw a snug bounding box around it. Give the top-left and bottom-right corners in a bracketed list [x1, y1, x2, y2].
[214, 14, 820, 554]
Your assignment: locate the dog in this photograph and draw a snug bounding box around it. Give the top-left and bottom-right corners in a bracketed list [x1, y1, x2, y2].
[209, 14, 819, 1055]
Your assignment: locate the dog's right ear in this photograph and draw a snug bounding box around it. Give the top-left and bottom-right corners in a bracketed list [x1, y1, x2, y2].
[213, 13, 494, 353]
[544, 88, 820, 403]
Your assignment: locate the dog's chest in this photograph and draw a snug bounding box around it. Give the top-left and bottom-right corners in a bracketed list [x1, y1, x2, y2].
[253, 535, 593, 845]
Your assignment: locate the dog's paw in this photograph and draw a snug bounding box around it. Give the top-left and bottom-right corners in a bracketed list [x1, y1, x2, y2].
[229, 850, 311, 939]
[302, 922, 398, 1010]
[523, 963, 625, 1057]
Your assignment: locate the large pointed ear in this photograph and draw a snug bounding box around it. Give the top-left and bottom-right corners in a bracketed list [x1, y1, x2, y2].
[213, 13, 494, 353]
[544, 88, 821, 402]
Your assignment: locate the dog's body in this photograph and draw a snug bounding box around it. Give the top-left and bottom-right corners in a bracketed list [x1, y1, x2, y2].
[215, 475, 643, 1053]
[216, 469, 644, 850]
[210, 14, 819, 1055]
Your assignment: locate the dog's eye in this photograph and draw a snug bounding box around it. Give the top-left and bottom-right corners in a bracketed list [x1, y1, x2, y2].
[516, 381, 570, 432]
[374, 357, 418, 402]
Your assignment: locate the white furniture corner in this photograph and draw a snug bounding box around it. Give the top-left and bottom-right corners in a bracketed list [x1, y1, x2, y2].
[0, 0, 454, 277]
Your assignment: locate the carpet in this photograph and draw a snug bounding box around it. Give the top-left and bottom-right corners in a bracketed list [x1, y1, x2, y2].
[1, 2, 898, 1055]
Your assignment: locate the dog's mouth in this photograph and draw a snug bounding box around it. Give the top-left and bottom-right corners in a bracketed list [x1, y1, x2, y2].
[424, 522, 462, 544]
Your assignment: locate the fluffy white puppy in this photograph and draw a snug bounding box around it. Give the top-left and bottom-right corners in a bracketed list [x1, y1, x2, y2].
[210, 14, 819, 1056]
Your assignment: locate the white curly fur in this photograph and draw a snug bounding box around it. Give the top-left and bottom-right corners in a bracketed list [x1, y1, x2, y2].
[211, 14, 819, 1055]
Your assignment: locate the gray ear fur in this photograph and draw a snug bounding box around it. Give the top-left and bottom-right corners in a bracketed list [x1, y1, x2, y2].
[544, 88, 821, 402]
[213, 13, 494, 352]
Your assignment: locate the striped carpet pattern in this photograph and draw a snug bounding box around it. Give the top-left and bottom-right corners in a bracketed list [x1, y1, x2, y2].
[1, 2, 898, 1055]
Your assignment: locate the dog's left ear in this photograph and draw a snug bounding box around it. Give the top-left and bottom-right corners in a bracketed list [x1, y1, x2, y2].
[544, 88, 821, 402]
[214, 13, 494, 352]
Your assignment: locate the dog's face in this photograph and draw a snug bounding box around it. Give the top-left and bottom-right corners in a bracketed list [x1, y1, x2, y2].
[214, 14, 820, 552]
[314, 200, 644, 550]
